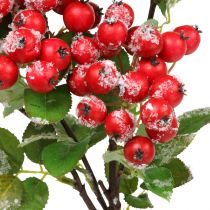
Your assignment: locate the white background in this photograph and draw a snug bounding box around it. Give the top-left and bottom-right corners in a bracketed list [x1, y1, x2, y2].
[1, 0, 210, 209]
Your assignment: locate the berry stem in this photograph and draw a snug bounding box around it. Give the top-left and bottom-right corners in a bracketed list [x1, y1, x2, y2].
[158, 6, 171, 32]
[168, 62, 176, 73]
[147, 0, 158, 20]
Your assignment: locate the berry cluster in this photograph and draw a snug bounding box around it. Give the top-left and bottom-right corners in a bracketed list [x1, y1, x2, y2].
[0, 0, 201, 168]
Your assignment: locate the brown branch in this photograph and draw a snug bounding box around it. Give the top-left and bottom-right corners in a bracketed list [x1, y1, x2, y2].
[147, 0, 158, 20]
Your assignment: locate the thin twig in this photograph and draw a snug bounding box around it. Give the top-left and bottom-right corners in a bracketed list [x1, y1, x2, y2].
[168, 62, 176, 73]
[147, 0, 158, 20]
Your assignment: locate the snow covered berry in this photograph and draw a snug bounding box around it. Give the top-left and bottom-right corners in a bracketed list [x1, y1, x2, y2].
[76, 95, 107, 128]
[119, 71, 149, 103]
[12, 9, 47, 35]
[25, 0, 58, 12]
[124, 136, 155, 166]
[3, 28, 41, 63]
[0, 55, 19, 90]
[67, 64, 90, 96]
[86, 60, 120, 94]
[26, 60, 59, 93]
[104, 109, 135, 142]
[40, 38, 71, 71]
[0, 0, 14, 19]
[71, 35, 100, 64]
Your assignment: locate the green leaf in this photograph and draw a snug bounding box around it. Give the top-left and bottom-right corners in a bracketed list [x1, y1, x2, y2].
[143, 167, 173, 200]
[21, 122, 57, 164]
[136, 124, 148, 137]
[110, 49, 131, 73]
[0, 175, 23, 209]
[56, 31, 74, 45]
[154, 134, 196, 165]
[124, 193, 153, 209]
[162, 158, 193, 188]
[24, 85, 72, 124]
[120, 174, 138, 195]
[18, 177, 49, 210]
[0, 79, 26, 117]
[0, 14, 12, 39]
[178, 108, 210, 135]
[143, 19, 159, 28]
[158, 0, 181, 16]
[42, 140, 89, 177]
[0, 128, 24, 174]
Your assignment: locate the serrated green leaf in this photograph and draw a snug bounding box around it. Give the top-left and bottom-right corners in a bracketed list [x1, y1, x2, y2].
[120, 174, 138, 195]
[56, 31, 74, 45]
[42, 140, 89, 177]
[124, 193, 153, 209]
[0, 78, 27, 117]
[154, 134, 196, 165]
[0, 128, 24, 174]
[143, 19, 159, 28]
[143, 167, 173, 200]
[136, 124, 148, 137]
[21, 122, 57, 164]
[163, 158, 193, 188]
[158, 0, 182, 16]
[24, 85, 72, 124]
[18, 177, 49, 210]
[178, 108, 210, 135]
[0, 175, 23, 209]
[0, 14, 12, 39]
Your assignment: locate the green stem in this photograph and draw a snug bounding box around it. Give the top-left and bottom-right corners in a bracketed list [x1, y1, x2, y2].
[159, 7, 171, 32]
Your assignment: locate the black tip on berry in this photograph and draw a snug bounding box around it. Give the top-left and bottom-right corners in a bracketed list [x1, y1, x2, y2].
[57, 46, 69, 59]
[105, 17, 117, 25]
[180, 31, 190, 40]
[113, 0, 123, 5]
[17, 37, 26, 48]
[96, 7, 104, 16]
[194, 25, 202, 33]
[161, 116, 171, 125]
[150, 56, 160, 66]
[81, 103, 91, 117]
[134, 149, 144, 160]
[0, 80, 3, 87]
[179, 83, 187, 95]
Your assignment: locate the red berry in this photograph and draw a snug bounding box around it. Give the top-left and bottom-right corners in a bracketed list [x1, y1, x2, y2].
[124, 136, 155, 166]
[86, 60, 119, 94]
[54, 0, 78, 14]
[40, 38, 71, 71]
[0, 55, 19, 90]
[159, 32, 187, 62]
[71, 35, 100, 64]
[174, 25, 201, 55]
[89, 2, 103, 29]
[3, 28, 41, 64]
[146, 117, 179, 143]
[97, 20, 128, 49]
[0, 0, 14, 18]
[12, 9, 47, 35]
[76, 95, 107, 128]
[105, 2, 134, 28]
[149, 75, 185, 107]
[104, 109, 135, 142]
[140, 98, 175, 131]
[63, 1, 95, 32]
[128, 25, 163, 58]
[119, 71, 149, 103]
[136, 57, 168, 84]
[25, 0, 58, 12]
[67, 64, 90, 96]
[26, 60, 59, 93]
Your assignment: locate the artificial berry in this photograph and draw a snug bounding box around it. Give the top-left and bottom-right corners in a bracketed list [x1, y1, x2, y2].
[54, 0, 78, 14]
[0, 55, 19, 90]
[104, 109, 135, 142]
[174, 25, 201, 55]
[76, 95, 107, 128]
[67, 65, 90, 96]
[149, 75, 185, 107]
[159, 31, 187, 62]
[124, 136, 155, 166]
[26, 60, 59, 93]
[40, 38, 71, 71]
[89, 2, 103, 29]
[25, 0, 58, 12]
[3, 28, 41, 64]
[63, 1, 95, 32]
[12, 9, 47, 35]
[140, 98, 175, 131]
[0, 0, 14, 19]
[86, 60, 119, 94]
[118, 71, 149, 103]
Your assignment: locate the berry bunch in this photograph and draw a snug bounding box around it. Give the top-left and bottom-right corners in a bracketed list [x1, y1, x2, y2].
[0, 0, 201, 170]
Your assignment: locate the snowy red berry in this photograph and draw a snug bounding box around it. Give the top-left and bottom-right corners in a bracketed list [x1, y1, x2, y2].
[40, 38, 71, 71]
[149, 75, 185, 107]
[105, 1, 134, 28]
[26, 60, 59, 93]
[12, 9, 47, 35]
[136, 57, 168, 84]
[86, 60, 120, 94]
[119, 71, 149, 103]
[124, 136, 155, 166]
[0, 55, 19, 90]
[76, 95, 107, 128]
[104, 109, 135, 142]
[0, 0, 14, 19]
[174, 25, 201, 55]
[71, 35, 100, 64]
[25, 0, 58, 12]
[63, 1, 95, 32]
[146, 117, 179, 143]
[3, 28, 41, 63]
[140, 98, 175, 131]
[67, 65, 90, 96]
